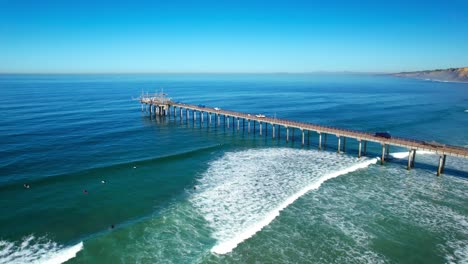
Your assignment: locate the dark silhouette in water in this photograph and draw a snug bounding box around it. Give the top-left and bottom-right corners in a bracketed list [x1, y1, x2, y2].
[23, 184, 30, 189]
[83, 189, 88, 194]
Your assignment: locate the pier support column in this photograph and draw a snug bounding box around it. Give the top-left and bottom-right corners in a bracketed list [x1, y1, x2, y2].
[381, 145, 386, 165]
[437, 155, 444, 176]
[411, 150, 416, 168]
[186, 109, 189, 122]
[227, 117, 230, 128]
[342, 137, 346, 153]
[407, 149, 413, 170]
[259, 122, 263, 136]
[301, 130, 305, 146]
[318, 133, 322, 150]
[243, 119, 245, 132]
[209, 113, 212, 125]
[141, 104, 144, 112]
[286, 127, 289, 142]
[337, 136, 341, 153]
[248, 120, 251, 134]
[237, 118, 240, 131]
[201, 111, 204, 123]
[386, 144, 390, 160]
[324, 134, 327, 150]
[278, 125, 280, 139]
[441, 154, 446, 174]
[218, 114, 221, 127]
[193, 110, 197, 122]
[232, 117, 235, 131]
[292, 129, 295, 142]
[272, 124, 275, 139]
[307, 131, 310, 146]
[358, 140, 362, 158]
[149, 104, 152, 115]
[254, 121, 256, 134]
[363, 141, 367, 156]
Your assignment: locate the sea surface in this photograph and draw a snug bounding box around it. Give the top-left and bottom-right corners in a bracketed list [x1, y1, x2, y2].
[0, 74, 467, 264]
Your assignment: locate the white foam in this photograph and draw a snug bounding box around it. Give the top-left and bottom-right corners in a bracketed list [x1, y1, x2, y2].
[390, 150, 434, 159]
[0, 235, 82, 264]
[191, 148, 377, 255]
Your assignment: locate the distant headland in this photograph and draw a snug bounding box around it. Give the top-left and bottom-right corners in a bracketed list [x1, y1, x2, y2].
[393, 67, 468, 83]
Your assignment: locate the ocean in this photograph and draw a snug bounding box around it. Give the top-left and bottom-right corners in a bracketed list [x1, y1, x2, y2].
[0, 74, 467, 263]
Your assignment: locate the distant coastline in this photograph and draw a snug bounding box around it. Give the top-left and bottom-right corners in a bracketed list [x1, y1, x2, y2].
[393, 67, 468, 83]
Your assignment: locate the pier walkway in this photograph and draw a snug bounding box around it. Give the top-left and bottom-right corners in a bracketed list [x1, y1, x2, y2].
[140, 96, 468, 176]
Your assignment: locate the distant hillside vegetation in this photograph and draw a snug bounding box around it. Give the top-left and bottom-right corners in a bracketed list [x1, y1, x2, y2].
[394, 67, 468, 82]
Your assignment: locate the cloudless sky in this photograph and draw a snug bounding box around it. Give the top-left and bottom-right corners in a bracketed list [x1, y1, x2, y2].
[0, 0, 467, 73]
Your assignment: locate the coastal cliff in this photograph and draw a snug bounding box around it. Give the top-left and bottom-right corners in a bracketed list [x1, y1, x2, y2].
[394, 67, 468, 82]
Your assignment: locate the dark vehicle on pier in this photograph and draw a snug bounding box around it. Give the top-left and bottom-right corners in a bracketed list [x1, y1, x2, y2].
[374, 132, 391, 139]
[198, 104, 206, 108]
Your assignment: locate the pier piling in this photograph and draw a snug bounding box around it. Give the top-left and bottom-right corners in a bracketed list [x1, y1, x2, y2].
[301, 130, 305, 146]
[381, 145, 386, 165]
[337, 136, 341, 154]
[358, 140, 362, 158]
[318, 133, 322, 150]
[441, 154, 446, 174]
[437, 155, 444, 176]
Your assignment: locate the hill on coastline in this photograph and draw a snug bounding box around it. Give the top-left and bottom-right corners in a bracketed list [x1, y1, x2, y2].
[393, 67, 468, 82]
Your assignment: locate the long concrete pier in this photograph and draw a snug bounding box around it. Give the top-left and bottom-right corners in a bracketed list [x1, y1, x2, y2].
[140, 96, 468, 176]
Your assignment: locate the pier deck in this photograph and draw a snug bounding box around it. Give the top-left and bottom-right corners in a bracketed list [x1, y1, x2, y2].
[170, 102, 467, 158]
[140, 96, 468, 175]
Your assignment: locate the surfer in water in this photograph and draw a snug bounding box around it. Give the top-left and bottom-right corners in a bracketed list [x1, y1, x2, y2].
[83, 189, 88, 194]
[23, 184, 30, 189]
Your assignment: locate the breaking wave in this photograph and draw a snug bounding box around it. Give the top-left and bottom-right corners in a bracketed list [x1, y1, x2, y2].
[0, 235, 82, 264]
[390, 150, 434, 159]
[191, 148, 377, 254]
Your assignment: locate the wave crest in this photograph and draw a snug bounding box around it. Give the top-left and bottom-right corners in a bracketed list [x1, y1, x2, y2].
[191, 148, 377, 254]
[0, 235, 82, 264]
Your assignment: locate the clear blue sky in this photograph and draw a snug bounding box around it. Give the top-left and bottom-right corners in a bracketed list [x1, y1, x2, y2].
[0, 0, 467, 73]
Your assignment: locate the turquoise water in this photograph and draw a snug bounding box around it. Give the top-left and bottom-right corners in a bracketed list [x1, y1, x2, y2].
[0, 74, 467, 263]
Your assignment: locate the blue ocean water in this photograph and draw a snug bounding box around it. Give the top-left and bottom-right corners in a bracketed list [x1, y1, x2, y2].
[0, 74, 466, 263]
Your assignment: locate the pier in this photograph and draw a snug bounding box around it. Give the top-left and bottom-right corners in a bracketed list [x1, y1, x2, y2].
[139, 93, 468, 176]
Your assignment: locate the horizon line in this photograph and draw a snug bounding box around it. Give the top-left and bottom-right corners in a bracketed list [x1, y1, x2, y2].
[0, 71, 393, 75]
